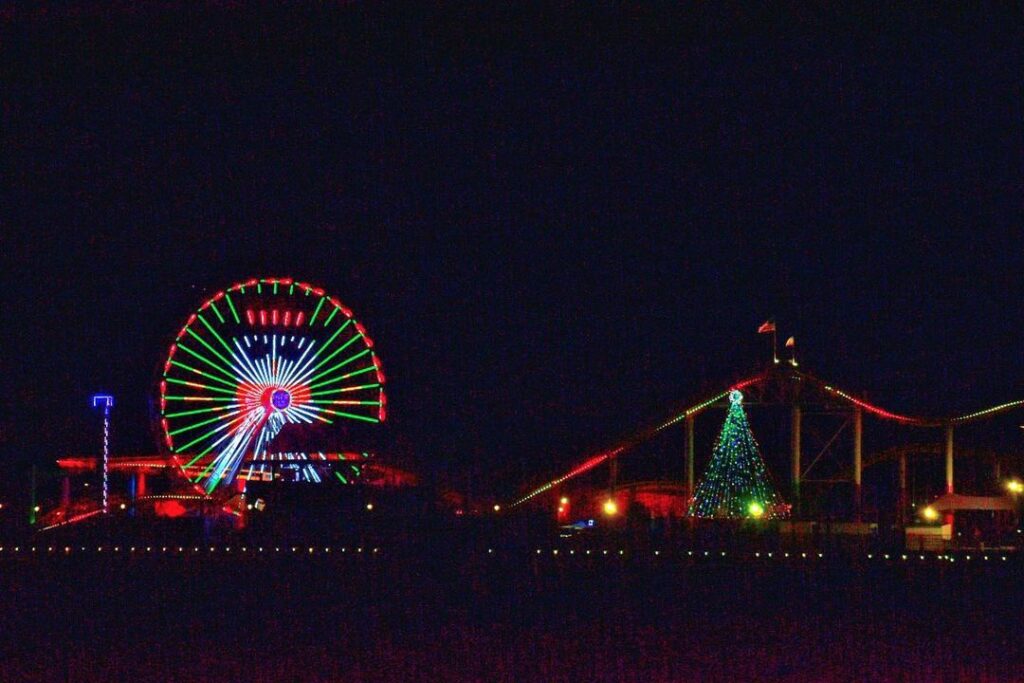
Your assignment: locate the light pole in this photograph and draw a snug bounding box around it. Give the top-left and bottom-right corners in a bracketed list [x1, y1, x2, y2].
[92, 394, 114, 514]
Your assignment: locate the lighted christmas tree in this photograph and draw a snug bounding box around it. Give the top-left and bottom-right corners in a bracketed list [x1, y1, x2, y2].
[688, 390, 789, 519]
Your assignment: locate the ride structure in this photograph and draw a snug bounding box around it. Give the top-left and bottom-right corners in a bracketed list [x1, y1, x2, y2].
[159, 277, 387, 495]
[508, 355, 1023, 543]
[36, 277, 408, 532]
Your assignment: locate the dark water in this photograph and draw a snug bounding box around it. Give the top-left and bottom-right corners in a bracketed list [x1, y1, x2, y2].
[1, 549, 1021, 682]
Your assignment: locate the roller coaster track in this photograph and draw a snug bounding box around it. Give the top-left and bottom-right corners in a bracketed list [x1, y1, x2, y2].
[508, 365, 1024, 508]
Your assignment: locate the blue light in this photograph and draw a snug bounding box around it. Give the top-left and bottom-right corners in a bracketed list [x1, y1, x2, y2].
[271, 389, 291, 410]
[92, 394, 114, 408]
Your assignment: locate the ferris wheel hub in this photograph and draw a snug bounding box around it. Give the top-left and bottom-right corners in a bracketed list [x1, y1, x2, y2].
[270, 388, 292, 410]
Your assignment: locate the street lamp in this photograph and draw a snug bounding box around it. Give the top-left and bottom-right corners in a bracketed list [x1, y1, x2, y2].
[92, 394, 114, 514]
[1006, 479, 1023, 495]
[603, 499, 618, 516]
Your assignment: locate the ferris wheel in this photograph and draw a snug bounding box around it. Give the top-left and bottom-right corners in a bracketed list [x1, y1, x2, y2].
[158, 278, 386, 495]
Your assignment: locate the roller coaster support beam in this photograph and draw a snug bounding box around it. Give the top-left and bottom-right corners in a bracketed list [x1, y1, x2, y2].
[60, 476, 71, 510]
[853, 406, 863, 521]
[791, 405, 802, 515]
[945, 424, 955, 532]
[945, 424, 954, 494]
[609, 452, 618, 493]
[898, 452, 907, 527]
[685, 415, 695, 502]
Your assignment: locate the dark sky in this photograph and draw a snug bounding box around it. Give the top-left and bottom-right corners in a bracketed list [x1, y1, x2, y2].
[4, 4, 1023, 497]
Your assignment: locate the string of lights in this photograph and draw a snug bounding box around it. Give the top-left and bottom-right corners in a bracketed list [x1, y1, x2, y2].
[508, 375, 766, 508]
[689, 390, 788, 519]
[0, 545, 1012, 563]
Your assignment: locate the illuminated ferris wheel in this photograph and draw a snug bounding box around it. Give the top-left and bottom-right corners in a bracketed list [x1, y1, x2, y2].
[158, 278, 386, 495]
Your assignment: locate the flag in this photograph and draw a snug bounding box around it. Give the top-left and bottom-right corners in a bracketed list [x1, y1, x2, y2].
[757, 320, 776, 334]
[785, 336, 795, 348]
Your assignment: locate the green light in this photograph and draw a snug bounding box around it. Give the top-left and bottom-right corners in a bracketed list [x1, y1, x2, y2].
[318, 409, 379, 423]
[167, 361, 237, 388]
[175, 342, 238, 383]
[309, 297, 326, 325]
[323, 305, 340, 327]
[209, 300, 225, 324]
[164, 377, 237, 396]
[196, 313, 240, 364]
[307, 349, 372, 387]
[305, 321, 357, 373]
[168, 413, 236, 437]
[174, 414, 246, 453]
[308, 367, 377, 394]
[187, 327, 237, 372]
[301, 319, 353, 373]
[224, 292, 241, 323]
[689, 389, 787, 519]
[165, 405, 235, 419]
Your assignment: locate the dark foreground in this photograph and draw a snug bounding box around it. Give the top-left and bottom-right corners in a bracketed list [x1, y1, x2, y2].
[2, 549, 1022, 682]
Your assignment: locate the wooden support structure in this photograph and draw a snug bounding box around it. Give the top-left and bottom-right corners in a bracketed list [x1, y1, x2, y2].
[944, 424, 954, 494]
[898, 452, 907, 526]
[791, 405, 802, 514]
[853, 406, 863, 520]
[685, 415, 695, 502]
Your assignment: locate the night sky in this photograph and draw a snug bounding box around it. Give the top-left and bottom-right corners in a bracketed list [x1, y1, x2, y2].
[4, 5, 1023, 499]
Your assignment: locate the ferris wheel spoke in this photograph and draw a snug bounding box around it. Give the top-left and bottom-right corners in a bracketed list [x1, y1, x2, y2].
[175, 342, 243, 385]
[277, 346, 321, 388]
[283, 410, 314, 425]
[304, 330, 361, 378]
[197, 313, 248, 369]
[199, 413, 263, 488]
[165, 405, 238, 419]
[182, 412, 255, 468]
[306, 349, 373, 386]
[222, 292, 241, 324]
[317, 407, 379, 423]
[186, 327, 240, 376]
[286, 321, 354, 386]
[275, 338, 318, 387]
[309, 382, 380, 397]
[164, 377, 238, 396]
[289, 404, 334, 424]
[330, 365, 379, 384]
[308, 296, 327, 325]
[169, 360, 241, 390]
[230, 339, 268, 387]
[322, 305, 341, 328]
[168, 409, 244, 437]
[174, 412, 249, 454]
